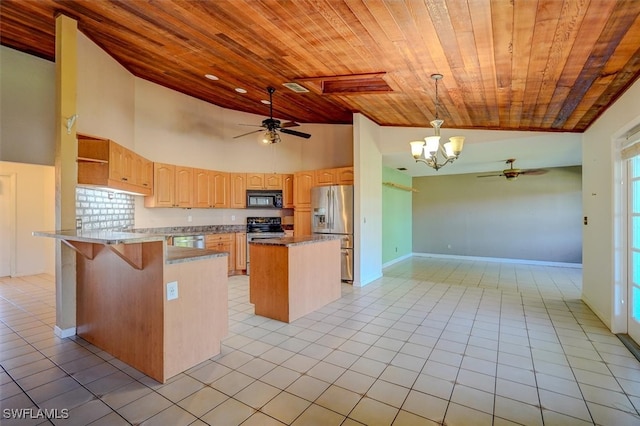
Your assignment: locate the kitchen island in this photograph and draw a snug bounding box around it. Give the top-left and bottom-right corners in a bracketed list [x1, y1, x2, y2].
[33, 230, 229, 383]
[249, 235, 341, 323]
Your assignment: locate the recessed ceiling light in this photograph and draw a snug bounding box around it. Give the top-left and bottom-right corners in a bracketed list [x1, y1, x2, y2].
[204, 74, 219, 81]
[235, 88, 247, 94]
[261, 100, 271, 105]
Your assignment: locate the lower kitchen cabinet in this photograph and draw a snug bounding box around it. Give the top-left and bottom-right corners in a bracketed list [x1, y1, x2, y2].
[206, 232, 247, 275]
[206, 234, 235, 275]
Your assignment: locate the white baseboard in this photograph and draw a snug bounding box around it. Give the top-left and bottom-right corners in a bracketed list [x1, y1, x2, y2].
[412, 252, 583, 269]
[54, 325, 76, 338]
[382, 253, 413, 269]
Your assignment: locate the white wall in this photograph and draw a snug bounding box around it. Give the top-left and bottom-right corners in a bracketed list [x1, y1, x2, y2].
[0, 46, 55, 165]
[582, 77, 640, 331]
[413, 166, 582, 263]
[76, 33, 135, 148]
[353, 114, 383, 286]
[0, 162, 55, 276]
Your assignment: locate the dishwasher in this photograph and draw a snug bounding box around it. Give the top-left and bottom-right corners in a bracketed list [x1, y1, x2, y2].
[172, 235, 205, 249]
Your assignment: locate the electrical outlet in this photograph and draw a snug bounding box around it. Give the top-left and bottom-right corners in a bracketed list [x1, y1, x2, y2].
[187, 215, 192, 222]
[167, 281, 178, 301]
[76, 218, 82, 229]
[231, 215, 236, 221]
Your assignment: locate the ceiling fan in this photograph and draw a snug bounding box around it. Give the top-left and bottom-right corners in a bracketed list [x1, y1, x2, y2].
[477, 158, 547, 181]
[233, 86, 311, 143]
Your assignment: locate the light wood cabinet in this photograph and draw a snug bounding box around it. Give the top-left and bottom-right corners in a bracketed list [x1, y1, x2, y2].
[229, 173, 246, 208]
[282, 174, 294, 208]
[246, 173, 283, 190]
[314, 168, 336, 186]
[206, 233, 235, 274]
[145, 163, 193, 208]
[294, 206, 312, 237]
[294, 171, 314, 208]
[235, 232, 247, 271]
[77, 136, 152, 196]
[335, 166, 354, 185]
[193, 169, 229, 208]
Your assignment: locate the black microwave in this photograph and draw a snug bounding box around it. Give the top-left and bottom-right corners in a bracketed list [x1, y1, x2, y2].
[246, 190, 283, 208]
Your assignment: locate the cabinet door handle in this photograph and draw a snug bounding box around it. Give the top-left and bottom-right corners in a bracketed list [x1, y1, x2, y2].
[122, 177, 128, 181]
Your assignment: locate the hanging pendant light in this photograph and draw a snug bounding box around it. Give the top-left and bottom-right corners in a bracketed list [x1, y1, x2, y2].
[409, 74, 465, 171]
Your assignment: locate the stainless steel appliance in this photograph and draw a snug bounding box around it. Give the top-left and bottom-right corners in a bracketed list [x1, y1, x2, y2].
[246, 190, 283, 208]
[311, 185, 354, 282]
[172, 235, 205, 249]
[246, 217, 285, 274]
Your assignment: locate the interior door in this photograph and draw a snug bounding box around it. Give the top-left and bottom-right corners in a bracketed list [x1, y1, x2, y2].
[628, 155, 640, 343]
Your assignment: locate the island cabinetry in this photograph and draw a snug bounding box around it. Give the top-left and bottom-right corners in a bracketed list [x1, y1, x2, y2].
[282, 174, 294, 208]
[249, 236, 341, 323]
[77, 136, 152, 196]
[246, 173, 282, 190]
[33, 230, 231, 383]
[194, 169, 229, 208]
[206, 233, 235, 274]
[229, 173, 247, 208]
[145, 163, 194, 208]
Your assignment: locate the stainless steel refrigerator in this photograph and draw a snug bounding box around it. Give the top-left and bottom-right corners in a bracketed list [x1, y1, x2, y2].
[311, 185, 354, 282]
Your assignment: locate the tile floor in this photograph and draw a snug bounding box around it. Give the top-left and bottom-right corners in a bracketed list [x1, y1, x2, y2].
[2, 257, 640, 425]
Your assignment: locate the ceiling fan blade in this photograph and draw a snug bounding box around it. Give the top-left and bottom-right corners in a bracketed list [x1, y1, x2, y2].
[233, 129, 263, 139]
[281, 121, 300, 128]
[519, 169, 548, 176]
[237, 123, 264, 128]
[280, 128, 311, 139]
[477, 173, 504, 178]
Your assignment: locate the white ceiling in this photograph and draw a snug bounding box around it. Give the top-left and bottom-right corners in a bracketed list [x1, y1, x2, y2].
[379, 126, 583, 177]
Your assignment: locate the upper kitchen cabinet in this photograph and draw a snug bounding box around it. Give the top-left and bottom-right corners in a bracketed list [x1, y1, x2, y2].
[293, 171, 314, 208]
[314, 166, 354, 186]
[282, 174, 294, 208]
[193, 169, 229, 208]
[335, 167, 354, 185]
[246, 173, 283, 190]
[77, 136, 153, 196]
[314, 168, 336, 187]
[229, 173, 246, 208]
[145, 163, 193, 208]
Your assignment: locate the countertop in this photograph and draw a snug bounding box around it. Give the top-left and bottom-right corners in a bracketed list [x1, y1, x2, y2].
[132, 225, 246, 236]
[248, 234, 341, 247]
[33, 229, 167, 245]
[165, 246, 228, 264]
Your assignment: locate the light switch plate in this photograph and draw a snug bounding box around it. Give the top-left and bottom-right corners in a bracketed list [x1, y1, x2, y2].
[167, 281, 178, 301]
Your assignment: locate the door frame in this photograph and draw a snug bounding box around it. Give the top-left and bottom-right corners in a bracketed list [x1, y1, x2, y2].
[0, 173, 17, 277]
[612, 121, 640, 334]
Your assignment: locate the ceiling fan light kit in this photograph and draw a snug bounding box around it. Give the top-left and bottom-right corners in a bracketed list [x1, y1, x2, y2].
[410, 74, 465, 171]
[233, 86, 311, 144]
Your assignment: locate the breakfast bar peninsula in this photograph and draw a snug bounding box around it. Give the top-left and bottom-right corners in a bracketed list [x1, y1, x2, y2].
[34, 229, 229, 383]
[249, 235, 341, 323]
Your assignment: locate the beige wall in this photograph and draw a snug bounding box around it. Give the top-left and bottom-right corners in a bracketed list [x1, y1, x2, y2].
[353, 114, 383, 286]
[0, 46, 55, 165]
[77, 33, 135, 147]
[412, 166, 582, 263]
[0, 161, 55, 276]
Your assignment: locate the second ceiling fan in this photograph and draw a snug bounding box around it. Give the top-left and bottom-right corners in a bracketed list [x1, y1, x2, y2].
[233, 87, 311, 144]
[477, 158, 547, 181]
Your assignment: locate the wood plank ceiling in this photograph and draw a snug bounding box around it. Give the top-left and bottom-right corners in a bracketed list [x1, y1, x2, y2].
[1, 0, 640, 132]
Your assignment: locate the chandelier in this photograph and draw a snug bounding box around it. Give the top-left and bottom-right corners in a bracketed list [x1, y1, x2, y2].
[410, 74, 465, 170]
